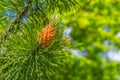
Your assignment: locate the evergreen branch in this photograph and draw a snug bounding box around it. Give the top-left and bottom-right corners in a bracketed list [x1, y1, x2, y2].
[0, 0, 33, 44]
[0, 56, 29, 80]
[45, 0, 80, 14]
[0, 0, 74, 79]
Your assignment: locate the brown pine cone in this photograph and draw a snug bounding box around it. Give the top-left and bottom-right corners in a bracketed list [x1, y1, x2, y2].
[38, 25, 56, 48]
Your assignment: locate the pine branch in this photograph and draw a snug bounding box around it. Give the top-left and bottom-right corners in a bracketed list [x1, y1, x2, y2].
[0, 0, 79, 79]
[0, 0, 33, 44]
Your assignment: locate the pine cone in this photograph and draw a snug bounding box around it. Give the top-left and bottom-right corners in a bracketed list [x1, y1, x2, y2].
[38, 25, 56, 48]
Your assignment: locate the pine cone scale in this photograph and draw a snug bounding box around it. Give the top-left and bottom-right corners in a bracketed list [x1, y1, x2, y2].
[38, 25, 56, 48]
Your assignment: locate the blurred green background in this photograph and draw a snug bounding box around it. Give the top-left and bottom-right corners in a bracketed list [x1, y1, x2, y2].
[52, 0, 120, 80]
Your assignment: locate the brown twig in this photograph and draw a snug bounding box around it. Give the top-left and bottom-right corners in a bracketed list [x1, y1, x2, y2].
[32, 44, 40, 56]
[0, 0, 33, 44]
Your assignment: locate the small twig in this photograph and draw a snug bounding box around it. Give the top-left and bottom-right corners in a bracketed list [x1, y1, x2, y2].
[32, 44, 41, 56]
[0, 0, 33, 44]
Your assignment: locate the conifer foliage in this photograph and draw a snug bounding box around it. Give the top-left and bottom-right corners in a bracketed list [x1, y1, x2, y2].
[0, 0, 80, 80]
